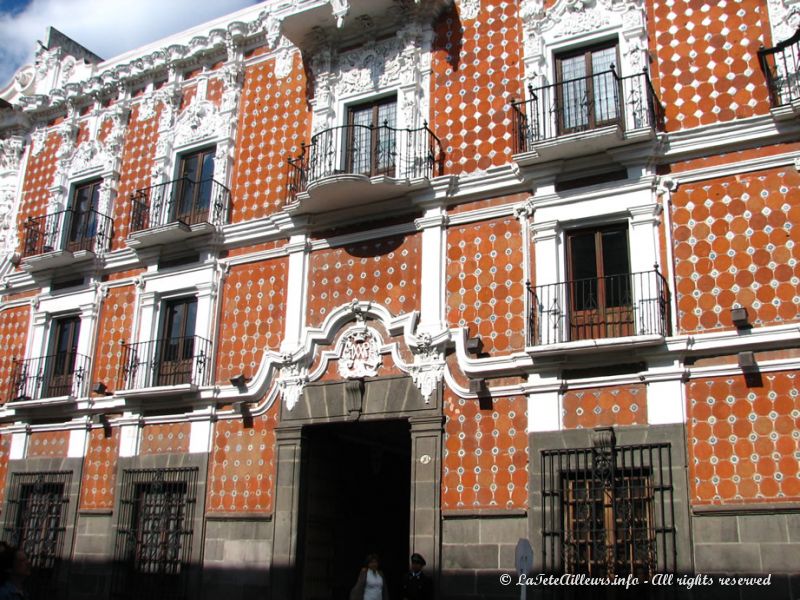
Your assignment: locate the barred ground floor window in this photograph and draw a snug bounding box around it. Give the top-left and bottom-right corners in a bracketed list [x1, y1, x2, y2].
[541, 438, 677, 578]
[113, 467, 198, 600]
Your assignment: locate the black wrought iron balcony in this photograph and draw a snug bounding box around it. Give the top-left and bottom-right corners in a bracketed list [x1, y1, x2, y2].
[118, 335, 212, 391]
[21, 209, 112, 258]
[758, 28, 800, 108]
[9, 351, 91, 402]
[527, 270, 670, 347]
[511, 68, 664, 157]
[285, 123, 444, 209]
[129, 177, 229, 235]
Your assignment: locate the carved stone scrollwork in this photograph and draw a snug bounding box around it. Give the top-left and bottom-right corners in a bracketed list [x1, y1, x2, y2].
[279, 355, 309, 411]
[457, 0, 481, 20]
[767, 0, 800, 43]
[337, 326, 382, 379]
[408, 330, 447, 403]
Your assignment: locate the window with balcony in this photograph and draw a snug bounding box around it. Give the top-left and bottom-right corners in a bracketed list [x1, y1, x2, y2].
[22, 179, 113, 261]
[511, 41, 663, 157]
[119, 297, 211, 392]
[129, 146, 230, 238]
[9, 315, 91, 402]
[758, 28, 800, 108]
[112, 468, 198, 600]
[540, 441, 676, 577]
[286, 94, 442, 210]
[528, 224, 669, 347]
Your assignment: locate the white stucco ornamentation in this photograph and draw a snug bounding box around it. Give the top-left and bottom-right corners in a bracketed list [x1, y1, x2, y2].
[307, 22, 433, 131]
[173, 100, 226, 149]
[767, 0, 800, 43]
[520, 0, 648, 87]
[337, 327, 383, 379]
[456, 0, 481, 20]
[279, 356, 310, 411]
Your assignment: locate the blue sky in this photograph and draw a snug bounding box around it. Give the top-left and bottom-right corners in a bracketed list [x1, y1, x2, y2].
[0, 0, 261, 88]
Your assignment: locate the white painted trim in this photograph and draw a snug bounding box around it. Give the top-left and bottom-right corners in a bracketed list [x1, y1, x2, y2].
[67, 427, 89, 458]
[646, 378, 685, 425]
[119, 422, 140, 457]
[189, 419, 213, 454]
[527, 390, 561, 433]
[9, 431, 28, 459]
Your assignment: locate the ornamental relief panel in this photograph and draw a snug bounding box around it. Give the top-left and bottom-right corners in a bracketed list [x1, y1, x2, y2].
[520, 0, 648, 86]
[767, 0, 800, 43]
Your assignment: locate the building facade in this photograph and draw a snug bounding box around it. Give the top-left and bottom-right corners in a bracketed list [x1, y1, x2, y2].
[0, 0, 798, 598]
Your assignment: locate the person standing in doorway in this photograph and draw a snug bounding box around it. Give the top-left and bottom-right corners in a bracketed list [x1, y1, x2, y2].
[400, 553, 432, 600]
[350, 553, 390, 600]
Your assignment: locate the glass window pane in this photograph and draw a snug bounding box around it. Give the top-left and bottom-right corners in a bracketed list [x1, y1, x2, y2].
[560, 55, 588, 131]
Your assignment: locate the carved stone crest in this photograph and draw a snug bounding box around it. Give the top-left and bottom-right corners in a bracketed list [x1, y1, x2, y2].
[337, 327, 382, 379]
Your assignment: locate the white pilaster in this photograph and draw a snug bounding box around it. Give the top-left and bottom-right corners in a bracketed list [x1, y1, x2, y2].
[119, 422, 140, 457]
[68, 428, 89, 458]
[416, 207, 447, 334]
[531, 220, 561, 286]
[9, 430, 28, 460]
[628, 203, 662, 274]
[647, 379, 686, 424]
[281, 234, 310, 353]
[189, 419, 213, 454]
[527, 390, 561, 433]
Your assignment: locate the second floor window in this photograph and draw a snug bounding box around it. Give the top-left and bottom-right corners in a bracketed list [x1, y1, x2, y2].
[347, 96, 397, 176]
[173, 147, 215, 226]
[557, 43, 619, 133]
[567, 225, 631, 340]
[47, 315, 82, 397]
[67, 180, 101, 252]
[158, 297, 197, 387]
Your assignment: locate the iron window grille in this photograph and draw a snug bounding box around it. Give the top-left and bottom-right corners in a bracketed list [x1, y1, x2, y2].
[2, 471, 71, 575]
[540, 441, 676, 578]
[113, 468, 198, 600]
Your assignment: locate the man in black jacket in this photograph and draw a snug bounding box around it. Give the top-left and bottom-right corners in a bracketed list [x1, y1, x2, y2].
[400, 553, 432, 600]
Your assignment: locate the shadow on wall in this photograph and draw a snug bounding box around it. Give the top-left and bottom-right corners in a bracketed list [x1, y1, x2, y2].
[19, 561, 800, 600]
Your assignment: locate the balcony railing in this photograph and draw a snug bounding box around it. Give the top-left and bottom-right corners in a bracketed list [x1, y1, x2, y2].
[118, 335, 212, 391]
[8, 351, 91, 402]
[527, 270, 670, 347]
[129, 177, 229, 235]
[511, 67, 664, 153]
[22, 209, 113, 258]
[286, 122, 444, 203]
[758, 28, 800, 107]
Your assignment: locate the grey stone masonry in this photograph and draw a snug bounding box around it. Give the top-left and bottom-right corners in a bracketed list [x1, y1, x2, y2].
[440, 510, 527, 599]
[693, 508, 800, 574]
[202, 514, 273, 600]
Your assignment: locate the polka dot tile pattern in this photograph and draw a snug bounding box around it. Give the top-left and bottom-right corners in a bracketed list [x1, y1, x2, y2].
[671, 169, 800, 333]
[207, 409, 278, 513]
[0, 306, 31, 404]
[652, 0, 771, 131]
[688, 373, 800, 504]
[112, 103, 161, 249]
[230, 54, 310, 222]
[562, 385, 647, 429]
[446, 218, 526, 354]
[92, 285, 136, 393]
[216, 259, 288, 384]
[80, 428, 120, 510]
[17, 132, 60, 234]
[306, 234, 421, 327]
[432, 1, 524, 174]
[443, 390, 528, 509]
[0, 434, 9, 507]
[27, 431, 69, 458]
[139, 423, 190, 455]
[206, 77, 224, 106]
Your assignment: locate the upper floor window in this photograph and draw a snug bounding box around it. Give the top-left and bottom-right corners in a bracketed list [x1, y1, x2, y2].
[347, 96, 398, 176]
[173, 147, 215, 226]
[556, 42, 620, 133]
[158, 297, 198, 387]
[66, 179, 102, 253]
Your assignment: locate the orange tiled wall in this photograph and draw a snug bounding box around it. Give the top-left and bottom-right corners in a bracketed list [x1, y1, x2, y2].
[27, 431, 69, 458]
[139, 423, 190, 454]
[306, 234, 421, 327]
[672, 169, 800, 333]
[80, 428, 120, 510]
[443, 390, 528, 509]
[688, 372, 800, 504]
[112, 103, 161, 248]
[229, 53, 311, 222]
[650, 0, 772, 131]
[562, 384, 647, 429]
[0, 306, 31, 404]
[207, 407, 278, 513]
[431, 1, 523, 174]
[93, 285, 136, 393]
[216, 258, 288, 384]
[446, 217, 526, 355]
[16, 132, 60, 235]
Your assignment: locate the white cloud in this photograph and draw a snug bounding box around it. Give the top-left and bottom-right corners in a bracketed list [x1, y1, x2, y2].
[0, 0, 260, 86]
